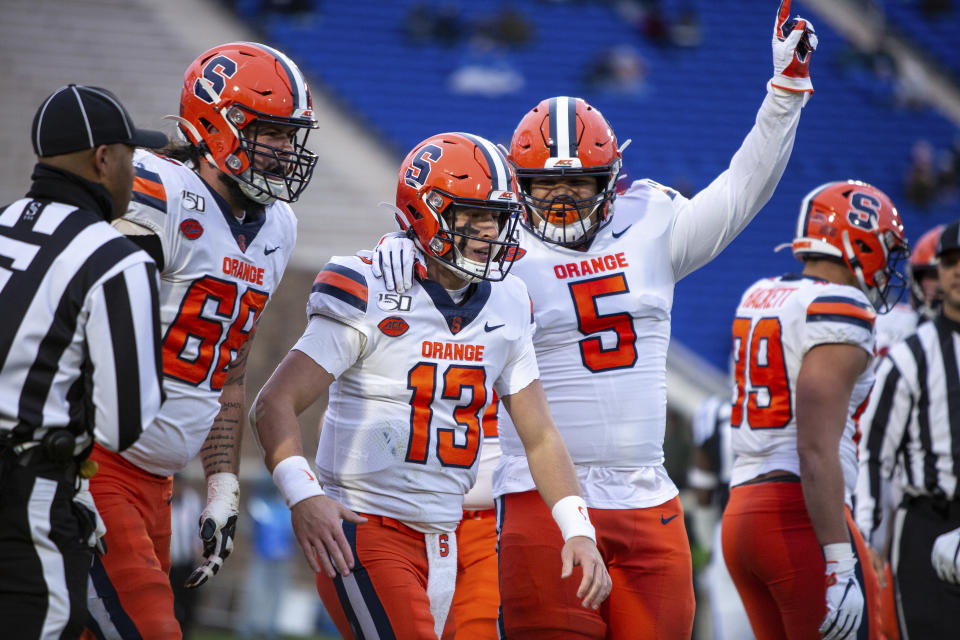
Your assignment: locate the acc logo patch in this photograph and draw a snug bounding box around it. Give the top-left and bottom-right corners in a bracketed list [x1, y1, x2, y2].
[378, 292, 412, 312]
[180, 218, 203, 240]
[503, 246, 526, 261]
[378, 316, 409, 337]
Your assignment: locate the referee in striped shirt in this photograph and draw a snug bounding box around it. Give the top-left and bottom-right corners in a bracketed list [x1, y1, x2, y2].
[856, 219, 960, 638]
[0, 85, 166, 639]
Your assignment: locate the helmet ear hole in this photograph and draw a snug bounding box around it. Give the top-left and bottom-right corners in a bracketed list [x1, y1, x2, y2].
[198, 117, 219, 135]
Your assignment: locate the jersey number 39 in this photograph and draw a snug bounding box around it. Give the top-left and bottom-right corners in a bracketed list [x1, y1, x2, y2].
[731, 317, 791, 429]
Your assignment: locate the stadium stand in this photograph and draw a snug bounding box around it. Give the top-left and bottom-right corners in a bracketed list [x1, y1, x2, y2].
[237, 0, 960, 370]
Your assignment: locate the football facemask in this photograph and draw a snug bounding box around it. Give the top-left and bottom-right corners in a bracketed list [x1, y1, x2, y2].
[509, 96, 628, 247]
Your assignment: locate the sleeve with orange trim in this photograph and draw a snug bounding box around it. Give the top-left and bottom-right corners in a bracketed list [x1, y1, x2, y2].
[306, 256, 372, 333]
[802, 291, 876, 357]
[121, 151, 182, 271]
[131, 164, 168, 214]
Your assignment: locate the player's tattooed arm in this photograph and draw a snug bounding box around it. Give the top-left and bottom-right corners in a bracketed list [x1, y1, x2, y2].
[200, 335, 255, 477]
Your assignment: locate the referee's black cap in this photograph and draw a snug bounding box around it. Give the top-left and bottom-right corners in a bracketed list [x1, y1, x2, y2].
[31, 84, 167, 157]
[936, 219, 960, 257]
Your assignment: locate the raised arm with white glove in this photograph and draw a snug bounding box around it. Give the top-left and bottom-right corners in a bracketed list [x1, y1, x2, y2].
[770, 0, 818, 100]
[931, 526, 960, 585]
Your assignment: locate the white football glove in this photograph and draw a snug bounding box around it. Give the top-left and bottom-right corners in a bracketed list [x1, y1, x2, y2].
[819, 543, 864, 640]
[185, 472, 239, 589]
[73, 478, 107, 554]
[370, 231, 423, 294]
[931, 526, 960, 585]
[771, 0, 818, 97]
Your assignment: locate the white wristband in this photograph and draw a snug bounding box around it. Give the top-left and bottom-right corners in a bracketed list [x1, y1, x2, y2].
[551, 495, 596, 543]
[822, 542, 854, 563]
[272, 456, 324, 508]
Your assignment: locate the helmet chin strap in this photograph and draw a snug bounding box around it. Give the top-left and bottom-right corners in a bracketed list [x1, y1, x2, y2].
[237, 170, 283, 205]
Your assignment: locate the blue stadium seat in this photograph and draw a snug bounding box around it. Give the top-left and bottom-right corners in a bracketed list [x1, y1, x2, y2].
[243, 0, 959, 369]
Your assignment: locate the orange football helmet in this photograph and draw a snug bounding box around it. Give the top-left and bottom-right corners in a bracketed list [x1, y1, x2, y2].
[177, 42, 318, 204]
[790, 180, 909, 312]
[508, 96, 628, 247]
[395, 132, 522, 283]
[908, 224, 943, 312]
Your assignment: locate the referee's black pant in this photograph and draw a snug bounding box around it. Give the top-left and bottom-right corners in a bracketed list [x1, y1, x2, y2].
[0, 450, 93, 639]
[892, 494, 960, 639]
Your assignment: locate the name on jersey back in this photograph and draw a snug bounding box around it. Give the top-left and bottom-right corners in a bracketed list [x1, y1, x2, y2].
[742, 286, 797, 310]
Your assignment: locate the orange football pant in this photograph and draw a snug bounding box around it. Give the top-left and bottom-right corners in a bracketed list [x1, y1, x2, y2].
[315, 514, 455, 640]
[497, 490, 694, 640]
[82, 444, 179, 640]
[722, 480, 881, 640]
[442, 509, 499, 640]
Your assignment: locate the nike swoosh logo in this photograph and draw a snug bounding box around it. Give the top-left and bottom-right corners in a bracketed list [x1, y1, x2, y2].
[611, 225, 632, 239]
[264, 246, 280, 255]
[660, 514, 678, 525]
[484, 322, 505, 332]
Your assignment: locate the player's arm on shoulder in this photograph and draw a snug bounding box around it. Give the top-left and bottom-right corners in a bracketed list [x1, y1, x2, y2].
[500, 380, 611, 609]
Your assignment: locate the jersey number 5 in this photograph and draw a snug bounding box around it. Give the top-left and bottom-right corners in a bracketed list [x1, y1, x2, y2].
[568, 274, 637, 372]
[164, 275, 267, 389]
[406, 363, 487, 468]
[731, 317, 791, 429]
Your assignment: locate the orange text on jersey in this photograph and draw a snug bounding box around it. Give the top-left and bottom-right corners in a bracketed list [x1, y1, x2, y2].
[553, 252, 628, 279]
[742, 286, 796, 310]
[222, 257, 264, 285]
[421, 341, 485, 362]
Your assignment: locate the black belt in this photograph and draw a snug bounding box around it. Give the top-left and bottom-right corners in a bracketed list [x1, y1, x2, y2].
[0, 428, 78, 469]
[902, 493, 960, 521]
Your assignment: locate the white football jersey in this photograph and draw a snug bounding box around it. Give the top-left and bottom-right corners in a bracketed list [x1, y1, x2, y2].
[295, 255, 539, 530]
[728, 275, 876, 503]
[119, 150, 296, 476]
[493, 86, 805, 508]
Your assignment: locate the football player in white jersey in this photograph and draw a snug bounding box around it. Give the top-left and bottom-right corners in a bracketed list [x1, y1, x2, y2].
[722, 181, 908, 640]
[373, 2, 817, 636]
[83, 42, 318, 639]
[251, 133, 610, 640]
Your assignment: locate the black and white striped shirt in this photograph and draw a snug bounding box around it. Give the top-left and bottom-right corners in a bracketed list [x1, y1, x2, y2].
[0, 166, 163, 453]
[855, 314, 960, 541]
